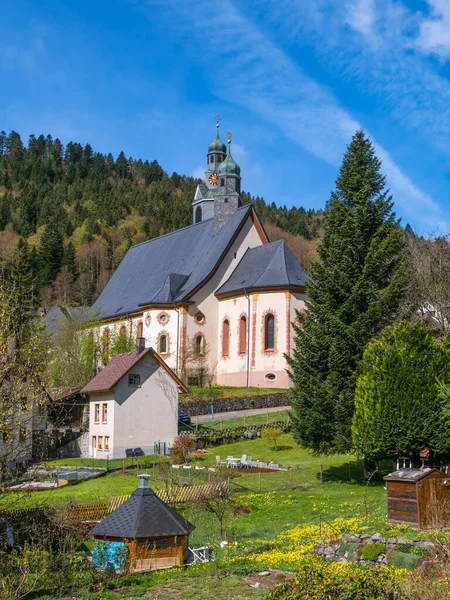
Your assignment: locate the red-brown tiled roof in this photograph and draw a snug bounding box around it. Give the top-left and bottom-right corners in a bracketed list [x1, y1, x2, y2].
[81, 347, 188, 394]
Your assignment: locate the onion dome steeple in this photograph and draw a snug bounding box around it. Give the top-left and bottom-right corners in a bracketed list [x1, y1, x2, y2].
[218, 135, 241, 177]
[208, 122, 227, 154]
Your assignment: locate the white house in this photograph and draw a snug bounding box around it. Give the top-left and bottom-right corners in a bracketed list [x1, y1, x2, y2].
[90, 123, 309, 388]
[81, 343, 188, 458]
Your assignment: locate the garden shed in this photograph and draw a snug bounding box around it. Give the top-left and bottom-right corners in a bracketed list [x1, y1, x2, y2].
[90, 474, 194, 572]
[384, 468, 450, 530]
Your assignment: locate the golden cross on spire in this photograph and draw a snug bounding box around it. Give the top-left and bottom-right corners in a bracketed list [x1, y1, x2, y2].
[215, 114, 222, 128]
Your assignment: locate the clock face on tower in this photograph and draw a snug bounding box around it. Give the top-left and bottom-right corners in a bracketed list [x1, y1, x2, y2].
[209, 172, 218, 186]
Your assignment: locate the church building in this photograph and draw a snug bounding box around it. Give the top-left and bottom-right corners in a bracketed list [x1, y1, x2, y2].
[91, 124, 309, 388]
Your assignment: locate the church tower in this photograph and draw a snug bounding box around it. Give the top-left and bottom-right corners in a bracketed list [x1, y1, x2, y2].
[214, 132, 242, 232]
[192, 122, 242, 231]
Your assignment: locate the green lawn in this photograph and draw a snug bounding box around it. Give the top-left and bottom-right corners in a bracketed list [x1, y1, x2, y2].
[45, 454, 168, 469]
[181, 385, 286, 404]
[2, 433, 392, 542]
[5, 432, 413, 599]
[186, 409, 290, 431]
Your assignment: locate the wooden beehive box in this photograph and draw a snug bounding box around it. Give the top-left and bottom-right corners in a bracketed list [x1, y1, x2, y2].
[384, 468, 450, 530]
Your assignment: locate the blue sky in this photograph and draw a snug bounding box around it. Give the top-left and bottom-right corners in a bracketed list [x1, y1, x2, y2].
[2, 0, 450, 233]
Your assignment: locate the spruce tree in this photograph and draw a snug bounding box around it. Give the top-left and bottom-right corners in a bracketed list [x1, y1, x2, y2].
[289, 130, 408, 454]
[37, 222, 64, 289]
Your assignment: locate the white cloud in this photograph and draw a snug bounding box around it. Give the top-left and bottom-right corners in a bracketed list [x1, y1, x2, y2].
[345, 0, 377, 42]
[416, 0, 450, 58]
[134, 0, 444, 230]
[231, 143, 247, 159]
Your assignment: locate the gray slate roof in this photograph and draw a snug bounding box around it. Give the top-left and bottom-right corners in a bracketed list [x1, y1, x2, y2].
[216, 240, 310, 296]
[90, 484, 194, 539]
[92, 205, 252, 319]
[41, 306, 90, 336]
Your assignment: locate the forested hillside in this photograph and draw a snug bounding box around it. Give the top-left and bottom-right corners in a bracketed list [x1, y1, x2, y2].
[0, 130, 322, 306]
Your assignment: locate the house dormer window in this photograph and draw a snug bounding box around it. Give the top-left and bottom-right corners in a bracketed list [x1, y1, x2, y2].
[128, 374, 140, 386]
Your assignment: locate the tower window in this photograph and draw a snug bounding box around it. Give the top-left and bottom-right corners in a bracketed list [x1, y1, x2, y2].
[195, 206, 202, 223]
[220, 178, 224, 187]
[224, 197, 228, 203]
[210, 155, 214, 163]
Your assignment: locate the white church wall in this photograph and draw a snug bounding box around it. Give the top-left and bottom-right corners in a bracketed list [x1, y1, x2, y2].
[216, 290, 307, 388]
[186, 216, 265, 378]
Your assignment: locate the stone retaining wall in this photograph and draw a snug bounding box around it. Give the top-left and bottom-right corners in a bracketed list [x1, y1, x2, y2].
[52, 432, 90, 459]
[181, 393, 289, 416]
[312, 532, 435, 568]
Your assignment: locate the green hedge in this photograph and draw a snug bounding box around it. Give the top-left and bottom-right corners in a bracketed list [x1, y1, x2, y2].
[188, 421, 291, 446]
[361, 542, 385, 562]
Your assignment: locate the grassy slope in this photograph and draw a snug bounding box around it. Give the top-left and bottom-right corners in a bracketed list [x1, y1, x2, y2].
[9, 433, 403, 599]
[3, 434, 387, 536]
[184, 409, 290, 431]
[181, 386, 286, 403]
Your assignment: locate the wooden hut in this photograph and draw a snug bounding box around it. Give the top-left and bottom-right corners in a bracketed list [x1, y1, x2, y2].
[384, 468, 450, 530]
[90, 475, 194, 572]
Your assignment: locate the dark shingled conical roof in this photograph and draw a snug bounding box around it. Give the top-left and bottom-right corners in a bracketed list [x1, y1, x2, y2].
[90, 479, 194, 539]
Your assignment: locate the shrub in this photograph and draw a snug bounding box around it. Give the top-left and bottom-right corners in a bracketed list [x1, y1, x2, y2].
[386, 550, 423, 571]
[171, 434, 195, 464]
[361, 542, 385, 562]
[261, 426, 283, 450]
[231, 502, 251, 516]
[409, 545, 431, 556]
[244, 429, 258, 439]
[267, 559, 406, 599]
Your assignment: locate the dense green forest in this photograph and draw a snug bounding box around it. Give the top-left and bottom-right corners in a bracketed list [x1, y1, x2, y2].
[0, 130, 322, 306]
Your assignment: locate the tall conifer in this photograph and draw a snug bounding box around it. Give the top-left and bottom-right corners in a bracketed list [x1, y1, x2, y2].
[289, 130, 408, 454]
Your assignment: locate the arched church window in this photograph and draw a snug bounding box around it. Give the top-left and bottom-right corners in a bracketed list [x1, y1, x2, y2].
[102, 328, 110, 365]
[222, 319, 230, 356]
[265, 314, 275, 351]
[210, 155, 214, 163]
[195, 206, 202, 223]
[159, 334, 167, 354]
[239, 316, 247, 354]
[137, 321, 143, 338]
[220, 178, 225, 187]
[195, 334, 205, 356]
